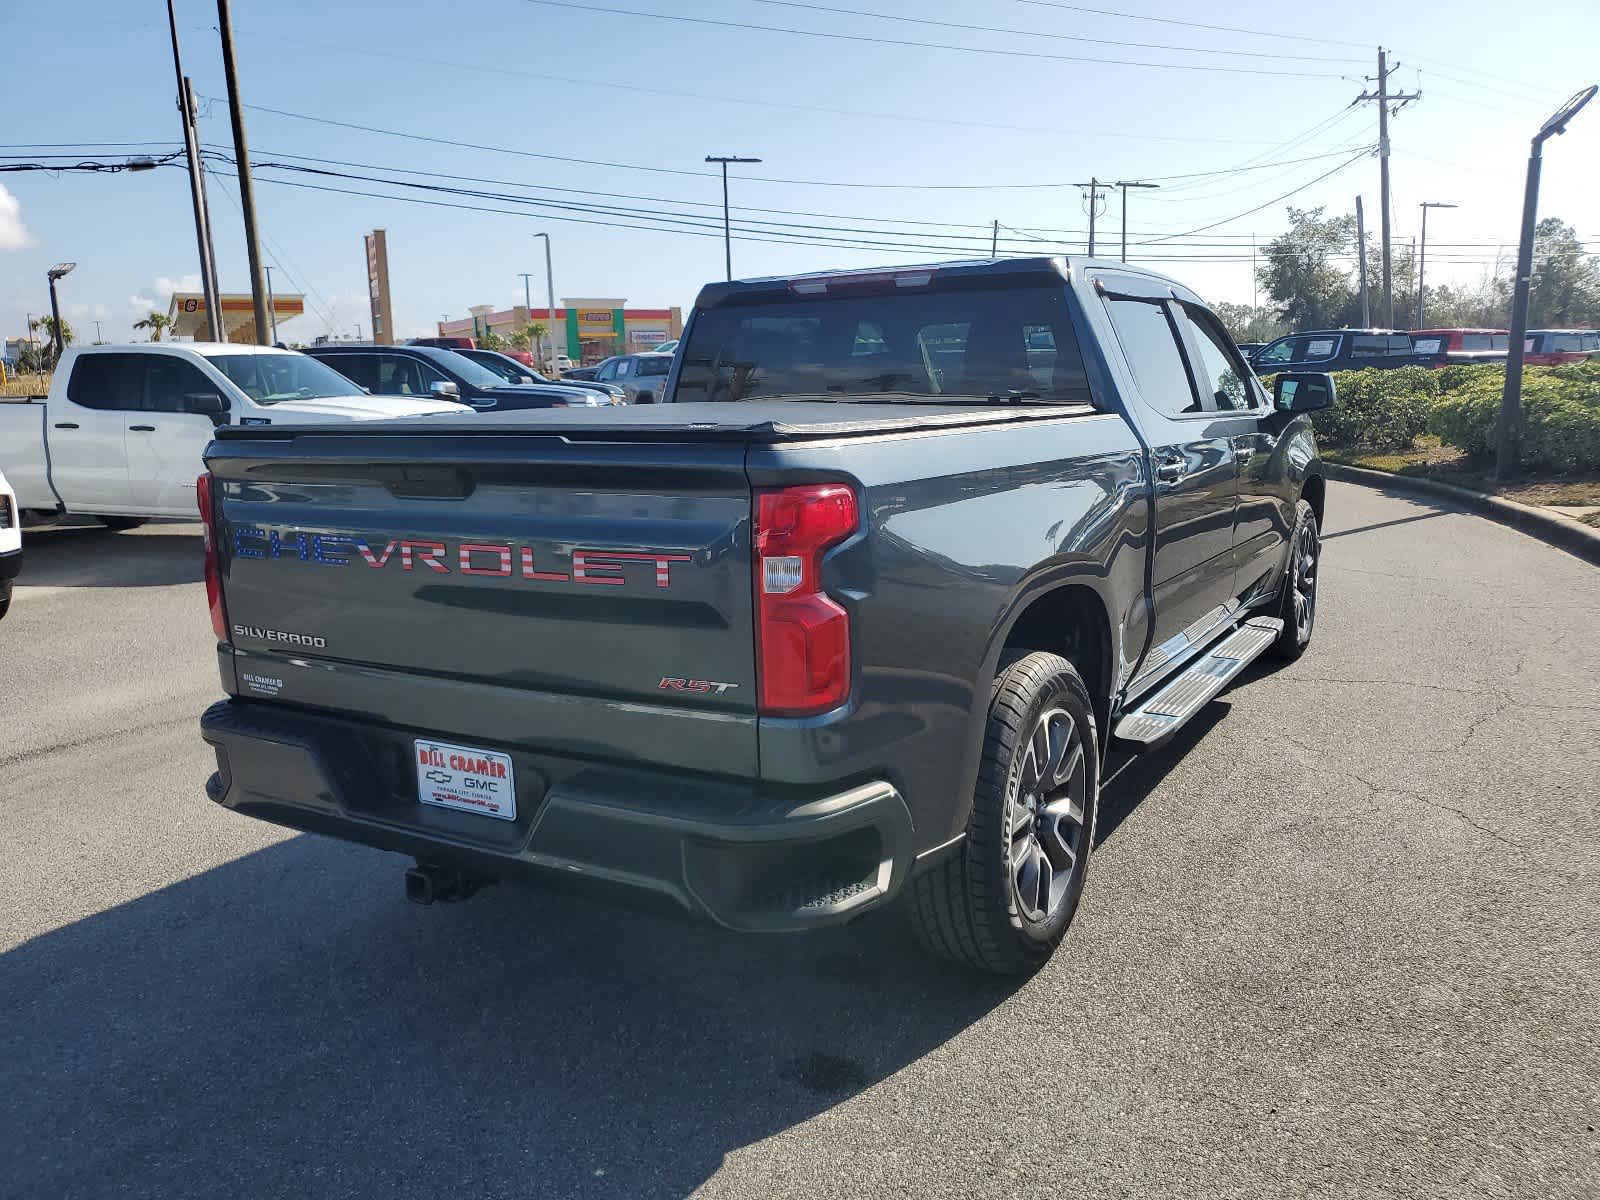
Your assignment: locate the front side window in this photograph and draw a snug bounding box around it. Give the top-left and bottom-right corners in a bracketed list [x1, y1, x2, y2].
[1177, 305, 1253, 411]
[140, 356, 217, 412]
[319, 354, 378, 392]
[373, 355, 443, 396]
[1256, 339, 1294, 367]
[1299, 336, 1339, 362]
[676, 283, 1090, 404]
[1105, 298, 1200, 416]
[615, 359, 634, 378]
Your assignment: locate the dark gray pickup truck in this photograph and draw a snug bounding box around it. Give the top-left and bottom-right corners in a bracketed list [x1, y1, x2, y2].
[198, 257, 1332, 974]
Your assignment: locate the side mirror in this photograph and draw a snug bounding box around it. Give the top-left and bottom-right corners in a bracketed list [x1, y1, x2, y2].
[1273, 372, 1336, 414]
[184, 391, 229, 422]
[429, 380, 460, 400]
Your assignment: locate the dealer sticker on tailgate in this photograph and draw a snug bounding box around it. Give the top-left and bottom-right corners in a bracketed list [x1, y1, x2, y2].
[414, 739, 516, 821]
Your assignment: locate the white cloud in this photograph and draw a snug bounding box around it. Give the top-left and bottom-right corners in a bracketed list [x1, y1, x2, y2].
[154, 274, 202, 300]
[128, 295, 157, 314]
[0, 184, 32, 251]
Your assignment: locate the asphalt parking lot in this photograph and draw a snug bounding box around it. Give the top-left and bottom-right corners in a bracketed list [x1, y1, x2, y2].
[2, 482, 1597, 1199]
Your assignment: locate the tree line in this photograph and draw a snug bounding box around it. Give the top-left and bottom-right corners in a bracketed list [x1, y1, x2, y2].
[1213, 207, 1600, 344]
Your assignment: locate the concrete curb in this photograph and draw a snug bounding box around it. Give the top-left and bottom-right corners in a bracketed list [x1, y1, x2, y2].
[1322, 462, 1600, 567]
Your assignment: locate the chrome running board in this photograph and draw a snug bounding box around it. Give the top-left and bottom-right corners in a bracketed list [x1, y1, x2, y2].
[1114, 616, 1283, 745]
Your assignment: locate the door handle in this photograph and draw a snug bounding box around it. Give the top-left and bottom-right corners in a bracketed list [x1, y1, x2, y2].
[129, 424, 156, 432]
[1155, 455, 1187, 483]
[53, 422, 79, 430]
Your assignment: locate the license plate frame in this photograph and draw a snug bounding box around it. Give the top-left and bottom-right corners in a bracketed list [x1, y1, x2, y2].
[414, 738, 517, 822]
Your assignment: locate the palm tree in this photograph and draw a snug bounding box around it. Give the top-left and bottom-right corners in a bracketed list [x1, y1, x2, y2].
[133, 312, 172, 342]
[529, 321, 549, 364]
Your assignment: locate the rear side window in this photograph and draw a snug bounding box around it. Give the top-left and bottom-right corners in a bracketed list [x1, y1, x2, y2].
[1351, 335, 1410, 357]
[1411, 337, 1443, 354]
[320, 354, 378, 392]
[66, 353, 142, 411]
[374, 354, 443, 396]
[676, 283, 1091, 404]
[1105, 299, 1200, 416]
[637, 357, 670, 376]
[1461, 334, 1492, 351]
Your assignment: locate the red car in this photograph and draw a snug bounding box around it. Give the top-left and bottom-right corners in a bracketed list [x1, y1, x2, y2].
[1523, 329, 1600, 366]
[1408, 328, 1509, 366]
[409, 336, 477, 351]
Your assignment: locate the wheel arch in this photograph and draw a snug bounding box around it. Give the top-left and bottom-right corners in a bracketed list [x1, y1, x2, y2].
[1301, 470, 1326, 527]
[994, 579, 1116, 748]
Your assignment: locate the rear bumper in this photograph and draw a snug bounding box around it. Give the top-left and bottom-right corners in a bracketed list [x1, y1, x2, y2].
[199, 699, 917, 932]
[0, 546, 21, 582]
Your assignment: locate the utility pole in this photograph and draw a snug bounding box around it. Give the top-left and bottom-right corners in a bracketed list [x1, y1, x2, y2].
[1113, 180, 1159, 263]
[264, 264, 279, 343]
[518, 271, 536, 359]
[1416, 201, 1458, 328]
[991, 219, 999, 257]
[1251, 232, 1258, 310]
[705, 155, 761, 281]
[186, 77, 223, 331]
[216, 0, 270, 344]
[1354, 48, 1420, 328]
[355, 323, 362, 341]
[165, 0, 222, 342]
[1498, 84, 1597, 478]
[1075, 178, 1105, 256]
[46, 263, 75, 361]
[1354, 196, 1371, 326]
[533, 233, 557, 375]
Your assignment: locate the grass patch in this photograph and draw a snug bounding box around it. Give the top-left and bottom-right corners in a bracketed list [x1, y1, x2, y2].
[0, 373, 50, 398]
[1324, 436, 1600, 508]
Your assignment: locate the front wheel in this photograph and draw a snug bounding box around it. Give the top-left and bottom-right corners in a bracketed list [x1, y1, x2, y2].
[1271, 498, 1319, 661]
[99, 516, 148, 532]
[0, 580, 11, 620]
[909, 651, 1099, 975]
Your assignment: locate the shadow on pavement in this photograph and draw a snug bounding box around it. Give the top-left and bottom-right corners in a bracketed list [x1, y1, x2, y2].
[17, 521, 202, 588]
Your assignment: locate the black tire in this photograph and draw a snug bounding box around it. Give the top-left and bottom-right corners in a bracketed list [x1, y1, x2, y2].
[910, 651, 1099, 975]
[0, 580, 11, 620]
[1270, 498, 1319, 661]
[99, 516, 148, 532]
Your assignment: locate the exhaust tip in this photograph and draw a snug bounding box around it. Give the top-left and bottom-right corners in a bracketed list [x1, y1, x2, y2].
[404, 866, 435, 906]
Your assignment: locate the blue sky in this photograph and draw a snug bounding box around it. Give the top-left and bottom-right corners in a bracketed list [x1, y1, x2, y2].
[3, 0, 1596, 344]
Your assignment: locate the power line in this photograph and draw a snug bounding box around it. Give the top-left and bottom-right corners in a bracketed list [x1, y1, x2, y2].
[1002, 0, 1369, 48]
[1137, 149, 1373, 243]
[517, 0, 1357, 78]
[740, 0, 1366, 62]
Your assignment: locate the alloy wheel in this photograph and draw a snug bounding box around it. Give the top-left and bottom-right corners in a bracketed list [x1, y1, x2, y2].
[1005, 706, 1090, 924]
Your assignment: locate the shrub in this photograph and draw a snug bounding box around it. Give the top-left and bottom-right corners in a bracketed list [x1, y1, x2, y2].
[1309, 366, 1437, 449]
[1436, 362, 1505, 394]
[1431, 372, 1600, 472]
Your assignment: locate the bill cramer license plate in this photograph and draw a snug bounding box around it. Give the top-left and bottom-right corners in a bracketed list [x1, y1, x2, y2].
[414, 739, 516, 821]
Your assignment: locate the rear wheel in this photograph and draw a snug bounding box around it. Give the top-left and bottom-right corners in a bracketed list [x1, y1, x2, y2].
[1271, 498, 1319, 661]
[0, 580, 11, 620]
[99, 516, 148, 532]
[910, 651, 1099, 975]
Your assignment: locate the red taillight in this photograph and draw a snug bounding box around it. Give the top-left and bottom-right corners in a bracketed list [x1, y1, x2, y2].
[196, 472, 228, 642]
[753, 484, 858, 716]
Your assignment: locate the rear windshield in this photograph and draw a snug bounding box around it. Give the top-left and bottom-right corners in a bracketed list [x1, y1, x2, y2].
[675, 283, 1090, 404]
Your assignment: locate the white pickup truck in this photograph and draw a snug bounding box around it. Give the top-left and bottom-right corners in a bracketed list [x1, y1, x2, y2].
[0, 344, 470, 525]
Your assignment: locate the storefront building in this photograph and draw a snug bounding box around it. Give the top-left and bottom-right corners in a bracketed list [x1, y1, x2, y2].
[438, 299, 682, 365]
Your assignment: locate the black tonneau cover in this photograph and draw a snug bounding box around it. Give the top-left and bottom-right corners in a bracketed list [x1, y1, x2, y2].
[212, 401, 1098, 444]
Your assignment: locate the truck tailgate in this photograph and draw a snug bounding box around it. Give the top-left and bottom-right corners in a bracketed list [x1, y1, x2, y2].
[206, 432, 756, 774]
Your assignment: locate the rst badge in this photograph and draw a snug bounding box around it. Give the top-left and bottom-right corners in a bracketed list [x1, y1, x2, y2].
[659, 677, 740, 695]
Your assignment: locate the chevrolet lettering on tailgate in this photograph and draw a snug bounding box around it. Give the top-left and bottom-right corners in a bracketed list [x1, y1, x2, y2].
[232, 527, 690, 588]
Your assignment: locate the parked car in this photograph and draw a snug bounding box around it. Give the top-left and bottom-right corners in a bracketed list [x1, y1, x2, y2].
[1249, 329, 1434, 372]
[305, 345, 610, 410]
[1235, 341, 1267, 357]
[455, 349, 626, 403]
[1523, 329, 1600, 366]
[408, 336, 476, 351]
[653, 338, 680, 355]
[0, 464, 19, 620]
[591, 351, 676, 403]
[197, 255, 1333, 974]
[561, 363, 602, 381]
[0, 344, 469, 525]
[1407, 328, 1510, 366]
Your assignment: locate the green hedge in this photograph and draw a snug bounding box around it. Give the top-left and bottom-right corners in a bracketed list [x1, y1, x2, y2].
[1308, 366, 1438, 450]
[1430, 370, 1600, 473]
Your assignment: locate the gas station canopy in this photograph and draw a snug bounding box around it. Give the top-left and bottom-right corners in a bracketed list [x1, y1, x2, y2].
[166, 293, 305, 343]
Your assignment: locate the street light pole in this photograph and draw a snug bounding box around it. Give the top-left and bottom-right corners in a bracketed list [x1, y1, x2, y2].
[1497, 84, 1597, 478]
[532, 233, 558, 374]
[1113, 180, 1159, 263]
[705, 155, 761, 281]
[1415, 201, 1457, 329]
[46, 263, 75, 362]
[264, 265, 279, 344]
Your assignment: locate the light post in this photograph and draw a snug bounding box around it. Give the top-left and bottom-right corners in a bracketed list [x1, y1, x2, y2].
[46, 263, 76, 362]
[1497, 84, 1597, 478]
[265, 265, 279, 344]
[705, 155, 761, 281]
[532, 232, 558, 375]
[1415, 201, 1457, 329]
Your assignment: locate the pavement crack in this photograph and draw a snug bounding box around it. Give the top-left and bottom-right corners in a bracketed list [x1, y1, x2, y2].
[0, 713, 196, 769]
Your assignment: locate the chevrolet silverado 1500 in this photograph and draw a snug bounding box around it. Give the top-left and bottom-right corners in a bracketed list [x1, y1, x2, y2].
[198, 257, 1333, 973]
